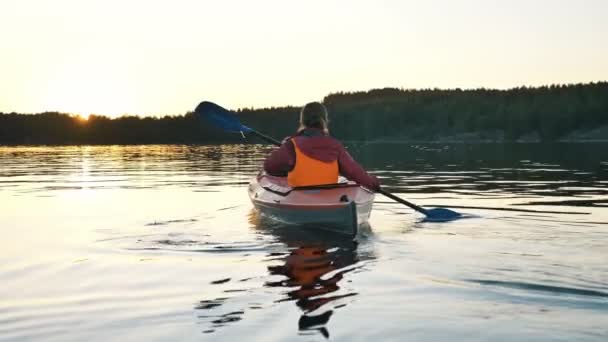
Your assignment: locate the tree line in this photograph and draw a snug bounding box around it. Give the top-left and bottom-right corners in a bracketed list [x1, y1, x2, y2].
[1, 82, 606, 145]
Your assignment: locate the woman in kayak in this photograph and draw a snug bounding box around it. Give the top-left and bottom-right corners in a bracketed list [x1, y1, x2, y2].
[264, 102, 380, 191]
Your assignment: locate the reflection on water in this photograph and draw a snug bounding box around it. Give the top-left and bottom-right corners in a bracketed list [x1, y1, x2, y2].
[262, 220, 367, 339]
[193, 211, 373, 339]
[1, 144, 606, 209]
[0, 145, 265, 194]
[1, 143, 607, 341]
[358, 143, 608, 208]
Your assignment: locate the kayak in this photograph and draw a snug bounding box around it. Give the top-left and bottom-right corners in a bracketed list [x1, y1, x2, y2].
[248, 173, 375, 235]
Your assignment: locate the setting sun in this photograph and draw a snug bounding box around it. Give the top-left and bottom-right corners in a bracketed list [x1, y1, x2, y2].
[76, 113, 89, 121]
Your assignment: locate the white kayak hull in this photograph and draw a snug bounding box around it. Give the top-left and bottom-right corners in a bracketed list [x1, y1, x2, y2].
[248, 174, 374, 236]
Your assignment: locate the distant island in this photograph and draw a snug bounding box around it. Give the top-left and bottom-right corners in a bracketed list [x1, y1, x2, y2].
[1, 82, 607, 145]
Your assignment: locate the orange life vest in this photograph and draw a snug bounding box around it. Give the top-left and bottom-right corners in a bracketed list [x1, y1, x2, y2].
[287, 138, 339, 187]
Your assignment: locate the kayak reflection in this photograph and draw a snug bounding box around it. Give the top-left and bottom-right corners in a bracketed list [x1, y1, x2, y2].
[251, 210, 375, 339]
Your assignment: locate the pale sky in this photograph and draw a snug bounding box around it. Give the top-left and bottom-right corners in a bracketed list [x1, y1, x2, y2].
[1, 0, 607, 117]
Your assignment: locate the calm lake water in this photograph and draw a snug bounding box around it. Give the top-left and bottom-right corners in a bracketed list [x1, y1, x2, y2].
[1, 143, 607, 341]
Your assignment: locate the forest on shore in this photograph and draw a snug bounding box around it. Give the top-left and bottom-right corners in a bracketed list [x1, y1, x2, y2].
[1, 82, 607, 145]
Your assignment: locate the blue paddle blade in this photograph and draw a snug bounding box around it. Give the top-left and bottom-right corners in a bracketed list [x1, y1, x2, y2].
[195, 101, 252, 133]
[422, 207, 462, 222]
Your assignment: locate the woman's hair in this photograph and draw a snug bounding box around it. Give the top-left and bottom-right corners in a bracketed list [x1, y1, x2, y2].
[299, 102, 329, 132]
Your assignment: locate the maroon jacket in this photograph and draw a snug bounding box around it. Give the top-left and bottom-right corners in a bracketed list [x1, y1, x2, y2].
[263, 128, 380, 191]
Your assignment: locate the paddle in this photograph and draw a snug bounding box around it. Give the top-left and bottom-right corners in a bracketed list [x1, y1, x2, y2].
[195, 101, 462, 221]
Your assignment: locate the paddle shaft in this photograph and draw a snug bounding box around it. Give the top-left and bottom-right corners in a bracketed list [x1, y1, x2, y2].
[378, 189, 428, 214]
[250, 130, 281, 146]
